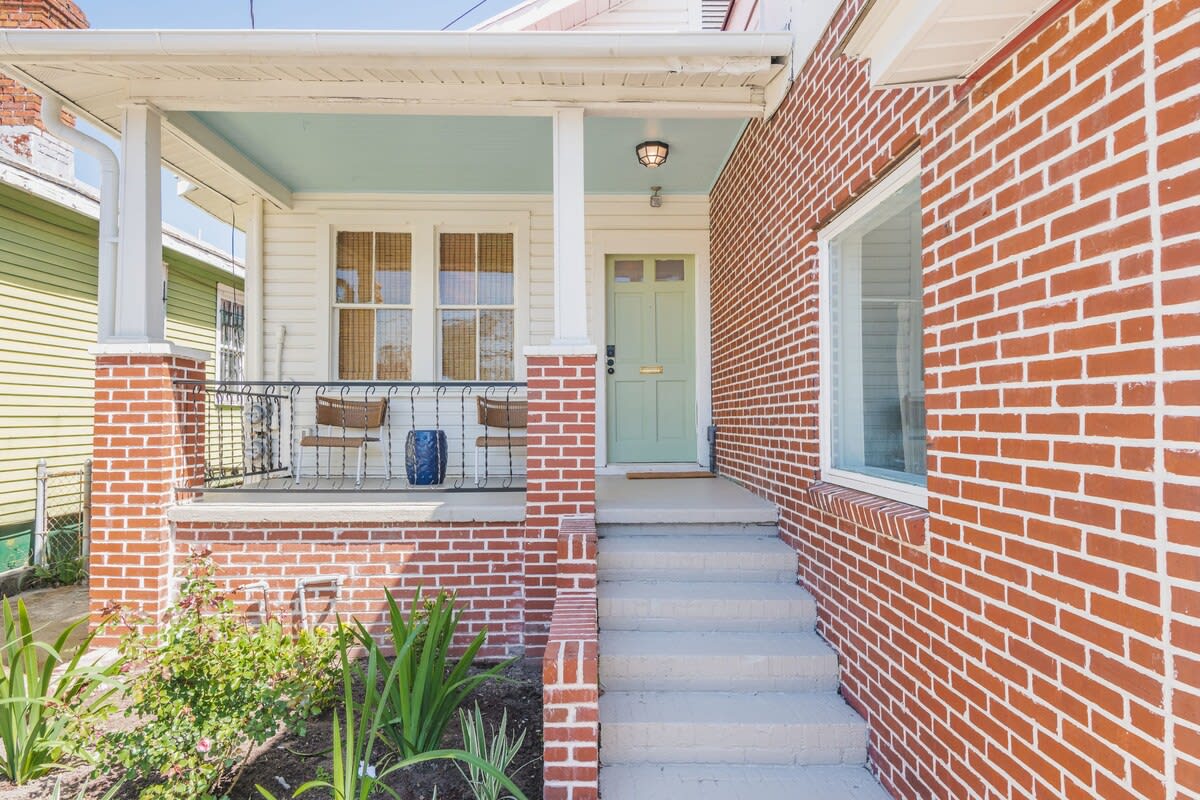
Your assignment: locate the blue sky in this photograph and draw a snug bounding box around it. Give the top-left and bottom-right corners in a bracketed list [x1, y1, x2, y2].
[70, 0, 519, 260]
[79, 1, 516, 31]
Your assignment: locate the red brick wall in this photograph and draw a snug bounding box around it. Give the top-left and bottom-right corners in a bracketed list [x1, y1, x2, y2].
[174, 521, 527, 658]
[709, 0, 1199, 797]
[542, 516, 599, 800]
[0, 0, 86, 128]
[91, 353, 206, 637]
[524, 353, 598, 656]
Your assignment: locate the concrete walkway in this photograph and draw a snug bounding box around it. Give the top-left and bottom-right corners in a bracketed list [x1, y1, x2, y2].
[596, 474, 777, 524]
[7, 583, 90, 649]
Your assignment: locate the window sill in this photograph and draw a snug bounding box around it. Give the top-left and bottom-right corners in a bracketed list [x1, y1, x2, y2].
[808, 481, 928, 548]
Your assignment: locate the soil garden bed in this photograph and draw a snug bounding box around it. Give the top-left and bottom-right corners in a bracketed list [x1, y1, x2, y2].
[0, 659, 543, 800]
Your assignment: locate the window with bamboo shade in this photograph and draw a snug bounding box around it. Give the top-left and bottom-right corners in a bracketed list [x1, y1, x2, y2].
[334, 231, 413, 380]
[438, 232, 515, 381]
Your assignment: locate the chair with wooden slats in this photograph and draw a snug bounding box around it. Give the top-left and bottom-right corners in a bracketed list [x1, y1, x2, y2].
[295, 395, 387, 487]
[474, 396, 527, 486]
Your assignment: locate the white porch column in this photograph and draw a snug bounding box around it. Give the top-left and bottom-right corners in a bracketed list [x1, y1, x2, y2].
[114, 102, 166, 342]
[551, 107, 589, 346]
[244, 194, 265, 379]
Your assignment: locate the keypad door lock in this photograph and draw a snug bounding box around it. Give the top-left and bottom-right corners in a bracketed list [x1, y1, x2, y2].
[606, 344, 616, 358]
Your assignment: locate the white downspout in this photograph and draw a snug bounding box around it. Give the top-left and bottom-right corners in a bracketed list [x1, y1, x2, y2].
[40, 96, 120, 341]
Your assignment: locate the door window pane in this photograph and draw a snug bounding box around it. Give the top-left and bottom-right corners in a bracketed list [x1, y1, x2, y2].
[829, 177, 925, 486]
[614, 259, 644, 283]
[655, 258, 685, 282]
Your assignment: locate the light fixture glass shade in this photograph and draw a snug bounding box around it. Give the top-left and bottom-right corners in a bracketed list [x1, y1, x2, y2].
[636, 140, 669, 168]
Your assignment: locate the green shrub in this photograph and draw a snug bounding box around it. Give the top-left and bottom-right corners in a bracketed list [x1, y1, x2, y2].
[258, 618, 528, 800]
[456, 703, 532, 800]
[31, 555, 87, 588]
[352, 588, 513, 758]
[0, 598, 119, 784]
[104, 551, 338, 800]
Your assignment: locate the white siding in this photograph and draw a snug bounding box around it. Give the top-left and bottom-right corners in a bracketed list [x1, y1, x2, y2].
[261, 194, 710, 383]
[534, 0, 697, 30]
[257, 192, 709, 479]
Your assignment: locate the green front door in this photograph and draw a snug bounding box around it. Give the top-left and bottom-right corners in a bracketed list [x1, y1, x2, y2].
[605, 255, 696, 463]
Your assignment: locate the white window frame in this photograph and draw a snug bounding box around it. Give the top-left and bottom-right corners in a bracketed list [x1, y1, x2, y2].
[817, 153, 927, 509]
[318, 211, 529, 383]
[435, 226, 520, 383]
[331, 228, 418, 382]
[215, 282, 246, 384]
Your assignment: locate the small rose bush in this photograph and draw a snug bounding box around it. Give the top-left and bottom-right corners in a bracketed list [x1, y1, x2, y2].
[102, 551, 337, 800]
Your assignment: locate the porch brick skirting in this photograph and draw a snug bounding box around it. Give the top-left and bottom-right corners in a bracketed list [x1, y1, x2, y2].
[90, 352, 206, 637]
[89, 351, 600, 660]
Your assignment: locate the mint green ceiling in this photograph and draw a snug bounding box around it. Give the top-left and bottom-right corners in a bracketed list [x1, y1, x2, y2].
[191, 112, 746, 195]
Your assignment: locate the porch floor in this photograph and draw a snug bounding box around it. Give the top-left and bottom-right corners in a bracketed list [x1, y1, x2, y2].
[596, 474, 776, 525]
[170, 474, 774, 526]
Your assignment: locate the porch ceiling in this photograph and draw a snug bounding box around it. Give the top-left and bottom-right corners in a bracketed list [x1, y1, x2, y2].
[0, 29, 791, 222]
[188, 112, 746, 194]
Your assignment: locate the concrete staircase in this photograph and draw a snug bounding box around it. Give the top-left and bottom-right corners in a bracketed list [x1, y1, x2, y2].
[597, 520, 890, 800]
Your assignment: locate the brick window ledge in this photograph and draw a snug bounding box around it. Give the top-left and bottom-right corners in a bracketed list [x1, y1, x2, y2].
[808, 481, 928, 548]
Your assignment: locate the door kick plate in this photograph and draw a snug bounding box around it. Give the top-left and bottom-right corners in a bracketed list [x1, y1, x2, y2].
[639, 365, 664, 375]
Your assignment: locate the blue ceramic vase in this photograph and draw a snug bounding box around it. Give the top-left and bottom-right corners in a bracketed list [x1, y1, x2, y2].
[405, 429, 448, 486]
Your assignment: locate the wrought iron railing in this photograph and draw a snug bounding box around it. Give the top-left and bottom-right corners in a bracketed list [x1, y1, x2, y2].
[173, 380, 528, 492]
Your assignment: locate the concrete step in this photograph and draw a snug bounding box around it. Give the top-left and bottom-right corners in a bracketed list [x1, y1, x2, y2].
[599, 691, 869, 766]
[599, 764, 892, 800]
[599, 630, 839, 691]
[598, 535, 797, 583]
[598, 522, 778, 537]
[598, 581, 816, 632]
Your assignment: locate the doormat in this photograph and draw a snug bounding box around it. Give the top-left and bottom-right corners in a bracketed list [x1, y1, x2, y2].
[626, 471, 715, 480]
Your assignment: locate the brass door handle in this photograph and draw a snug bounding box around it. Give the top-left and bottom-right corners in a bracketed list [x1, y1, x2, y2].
[639, 365, 664, 375]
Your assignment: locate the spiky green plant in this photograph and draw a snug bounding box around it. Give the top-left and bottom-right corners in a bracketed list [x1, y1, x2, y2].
[257, 619, 527, 800]
[353, 588, 513, 758]
[0, 598, 119, 783]
[456, 703, 532, 800]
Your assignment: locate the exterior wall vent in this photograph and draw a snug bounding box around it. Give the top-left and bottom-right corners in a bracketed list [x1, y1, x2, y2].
[702, 0, 733, 29]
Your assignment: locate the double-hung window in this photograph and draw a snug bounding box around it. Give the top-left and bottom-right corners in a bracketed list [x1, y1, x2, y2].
[334, 231, 413, 381]
[216, 283, 246, 384]
[820, 155, 926, 507]
[331, 225, 520, 382]
[437, 232, 516, 382]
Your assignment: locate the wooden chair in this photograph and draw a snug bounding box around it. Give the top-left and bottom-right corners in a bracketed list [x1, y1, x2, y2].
[295, 396, 387, 487]
[475, 396, 527, 486]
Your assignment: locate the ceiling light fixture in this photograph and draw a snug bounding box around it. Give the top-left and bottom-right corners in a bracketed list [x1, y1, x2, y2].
[636, 140, 669, 168]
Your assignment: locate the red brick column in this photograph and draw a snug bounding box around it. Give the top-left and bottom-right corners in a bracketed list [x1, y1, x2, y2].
[542, 516, 599, 800]
[90, 349, 205, 639]
[523, 351, 597, 657]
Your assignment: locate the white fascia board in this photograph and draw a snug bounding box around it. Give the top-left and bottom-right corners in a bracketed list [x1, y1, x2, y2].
[843, 0, 1057, 86]
[843, 0, 946, 85]
[0, 29, 794, 62]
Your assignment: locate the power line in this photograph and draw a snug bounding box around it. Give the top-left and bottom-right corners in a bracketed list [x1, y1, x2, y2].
[441, 0, 490, 30]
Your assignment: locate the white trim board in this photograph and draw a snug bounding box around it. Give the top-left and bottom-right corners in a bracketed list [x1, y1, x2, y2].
[588, 228, 712, 469]
[817, 152, 927, 509]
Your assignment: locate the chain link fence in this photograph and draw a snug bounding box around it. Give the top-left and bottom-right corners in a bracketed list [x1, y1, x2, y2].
[33, 459, 91, 579]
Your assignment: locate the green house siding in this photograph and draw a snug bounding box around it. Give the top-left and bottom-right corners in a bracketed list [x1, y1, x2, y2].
[0, 184, 240, 571]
